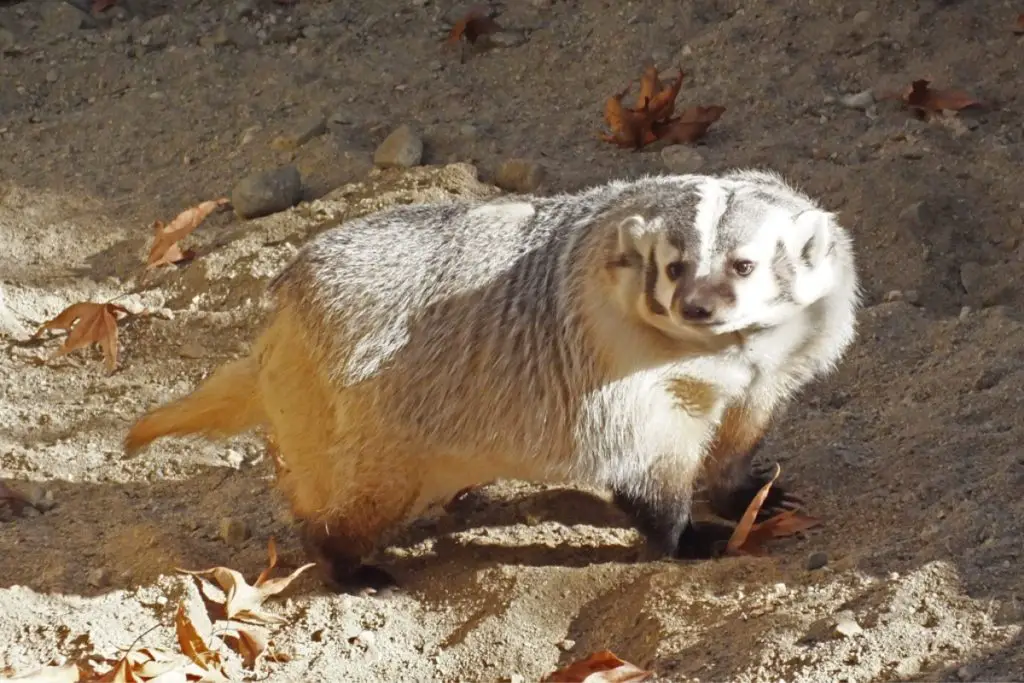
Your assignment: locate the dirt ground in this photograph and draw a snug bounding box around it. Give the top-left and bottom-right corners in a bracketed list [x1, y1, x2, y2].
[2, 0, 1023, 681]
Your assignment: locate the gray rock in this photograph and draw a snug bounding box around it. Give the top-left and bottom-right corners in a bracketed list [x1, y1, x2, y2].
[494, 158, 546, 193]
[41, 1, 86, 35]
[959, 261, 982, 294]
[852, 10, 872, 25]
[270, 114, 327, 151]
[806, 551, 829, 570]
[373, 125, 424, 169]
[0, 28, 17, 54]
[88, 568, 112, 588]
[231, 165, 303, 219]
[231, 0, 257, 20]
[839, 89, 875, 110]
[883, 290, 904, 303]
[661, 146, 706, 174]
[219, 517, 250, 546]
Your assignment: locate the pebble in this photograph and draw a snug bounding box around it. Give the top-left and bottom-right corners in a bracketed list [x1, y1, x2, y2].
[0, 28, 16, 53]
[834, 611, 863, 638]
[270, 114, 327, 151]
[88, 568, 112, 588]
[556, 638, 575, 651]
[232, 0, 258, 20]
[231, 165, 303, 219]
[956, 665, 979, 681]
[494, 158, 546, 193]
[883, 290, 904, 303]
[42, 2, 86, 34]
[852, 10, 872, 25]
[806, 551, 829, 570]
[661, 146, 706, 174]
[45, 69, 58, 83]
[373, 124, 423, 168]
[219, 517, 250, 546]
[958, 261, 982, 295]
[839, 89, 875, 111]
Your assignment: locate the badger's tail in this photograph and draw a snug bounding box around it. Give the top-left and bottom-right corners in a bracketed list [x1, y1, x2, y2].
[123, 354, 264, 456]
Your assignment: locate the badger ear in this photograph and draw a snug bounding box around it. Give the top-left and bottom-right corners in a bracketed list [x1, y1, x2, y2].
[616, 214, 654, 256]
[792, 209, 834, 269]
[789, 209, 837, 305]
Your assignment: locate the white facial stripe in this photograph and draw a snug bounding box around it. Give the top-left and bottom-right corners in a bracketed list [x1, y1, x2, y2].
[693, 179, 729, 277]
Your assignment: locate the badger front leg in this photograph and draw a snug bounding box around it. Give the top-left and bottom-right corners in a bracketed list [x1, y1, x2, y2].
[700, 403, 804, 523]
[611, 453, 736, 560]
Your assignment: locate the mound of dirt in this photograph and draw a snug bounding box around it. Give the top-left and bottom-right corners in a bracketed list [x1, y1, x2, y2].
[1, 1, 1022, 681]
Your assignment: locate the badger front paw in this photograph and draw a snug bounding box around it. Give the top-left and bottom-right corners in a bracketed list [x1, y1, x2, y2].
[710, 462, 805, 523]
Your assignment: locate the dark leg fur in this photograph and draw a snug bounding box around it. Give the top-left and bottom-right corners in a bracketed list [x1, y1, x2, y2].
[612, 488, 736, 560]
[299, 520, 397, 595]
[706, 440, 805, 523]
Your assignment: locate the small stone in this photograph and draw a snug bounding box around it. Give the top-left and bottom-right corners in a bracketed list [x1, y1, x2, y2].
[834, 612, 863, 638]
[556, 638, 575, 651]
[974, 368, 1002, 391]
[959, 306, 972, 321]
[270, 115, 327, 151]
[494, 158, 546, 193]
[45, 69, 58, 83]
[839, 89, 875, 110]
[178, 340, 207, 359]
[883, 290, 904, 303]
[0, 28, 18, 54]
[373, 124, 423, 169]
[231, 0, 257, 19]
[488, 29, 529, 48]
[959, 261, 982, 294]
[661, 146, 706, 174]
[219, 517, 250, 546]
[529, 0, 553, 7]
[806, 551, 829, 570]
[904, 289, 920, 305]
[88, 568, 112, 588]
[42, 1, 87, 34]
[353, 630, 376, 647]
[231, 165, 303, 219]
[852, 10, 872, 25]
[956, 665, 978, 681]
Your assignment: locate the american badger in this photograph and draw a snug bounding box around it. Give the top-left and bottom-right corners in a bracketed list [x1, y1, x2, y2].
[124, 169, 859, 587]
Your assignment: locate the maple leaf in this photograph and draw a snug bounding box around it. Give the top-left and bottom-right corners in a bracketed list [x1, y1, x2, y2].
[645, 67, 685, 122]
[896, 79, 982, 117]
[725, 463, 820, 556]
[652, 105, 727, 145]
[174, 602, 226, 677]
[544, 650, 652, 682]
[446, 4, 502, 45]
[179, 538, 314, 626]
[599, 83, 658, 150]
[32, 301, 130, 372]
[146, 198, 230, 269]
[635, 65, 662, 111]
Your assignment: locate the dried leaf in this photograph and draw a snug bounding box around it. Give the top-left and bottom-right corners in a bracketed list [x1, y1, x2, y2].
[446, 5, 502, 45]
[599, 83, 658, 149]
[146, 198, 229, 269]
[0, 664, 83, 682]
[635, 65, 662, 111]
[90, 659, 139, 683]
[178, 540, 314, 625]
[652, 105, 726, 145]
[32, 301, 130, 372]
[726, 463, 781, 555]
[1016, 13, 1024, 34]
[740, 509, 822, 556]
[174, 602, 224, 674]
[221, 627, 268, 670]
[646, 67, 685, 122]
[902, 79, 981, 115]
[544, 650, 652, 682]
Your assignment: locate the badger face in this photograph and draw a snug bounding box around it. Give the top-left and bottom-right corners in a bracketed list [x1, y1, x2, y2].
[611, 174, 843, 340]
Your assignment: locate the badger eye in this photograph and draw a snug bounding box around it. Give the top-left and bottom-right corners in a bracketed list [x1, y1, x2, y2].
[732, 259, 755, 277]
[665, 261, 685, 280]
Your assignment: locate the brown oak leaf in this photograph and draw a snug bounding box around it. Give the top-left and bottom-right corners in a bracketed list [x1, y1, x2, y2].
[446, 4, 502, 45]
[32, 301, 130, 372]
[899, 79, 982, 117]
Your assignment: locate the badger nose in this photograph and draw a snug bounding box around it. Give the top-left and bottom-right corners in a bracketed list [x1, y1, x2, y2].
[681, 303, 714, 321]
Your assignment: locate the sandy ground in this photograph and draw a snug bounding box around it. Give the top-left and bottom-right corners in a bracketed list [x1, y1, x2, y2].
[1, 0, 1023, 681]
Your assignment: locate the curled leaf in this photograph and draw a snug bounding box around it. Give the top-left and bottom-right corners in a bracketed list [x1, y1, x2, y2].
[146, 198, 230, 269]
[652, 105, 726, 144]
[445, 4, 502, 45]
[544, 650, 652, 682]
[902, 79, 981, 115]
